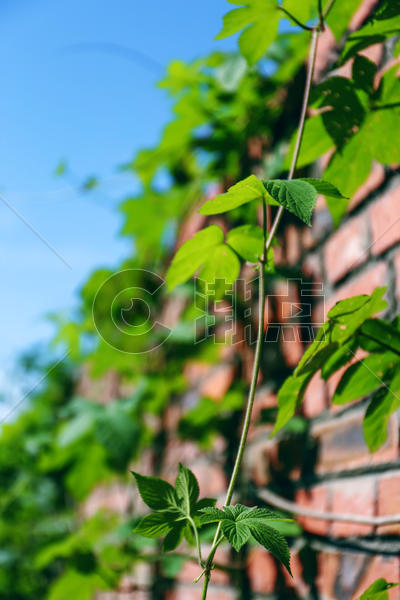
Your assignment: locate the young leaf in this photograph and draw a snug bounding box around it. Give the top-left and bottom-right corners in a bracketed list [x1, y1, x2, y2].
[198, 244, 241, 299]
[134, 512, 173, 538]
[216, 1, 280, 65]
[175, 463, 199, 514]
[165, 225, 224, 290]
[263, 179, 317, 226]
[361, 319, 400, 355]
[199, 507, 227, 525]
[221, 519, 250, 551]
[199, 175, 270, 215]
[227, 225, 264, 262]
[131, 471, 177, 510]
[248, 522, 292, 575]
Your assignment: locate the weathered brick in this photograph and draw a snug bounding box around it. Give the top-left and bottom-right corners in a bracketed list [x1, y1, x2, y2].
[331, 476, 375, 537]
[377, 472, 400, 535]
[247, 548, 277, 595]
[315, 551, 341, 600]
[324, 214, 368, 284]
[370, 186, 400, 255]
[295, 484, 330, 535]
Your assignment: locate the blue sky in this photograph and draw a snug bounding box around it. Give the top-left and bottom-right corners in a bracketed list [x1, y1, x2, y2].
[0, 0, 235, 390]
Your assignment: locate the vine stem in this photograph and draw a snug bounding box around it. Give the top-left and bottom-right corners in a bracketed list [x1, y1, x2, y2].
[199, 25, 321, 600]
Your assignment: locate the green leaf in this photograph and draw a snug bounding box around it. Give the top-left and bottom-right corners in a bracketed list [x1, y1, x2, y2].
[199, 507, 227, 525]
[326, 0, 364, 41]
[272, 371, 313, 435]
[299, 178, 348, 201]
[199, 175, 269, 215]
[221, 518, 250, 551]
[363, 370, 400, 452]
[215, 1, 280, 65]
[248, 522, 292, 575]
[131, 471, 177, 510]
[198, 244, 241, 299]
[361, 319, 400, 355]
[359, 577, 399, 599]
[281, 0, 315, 22]
[227, 225, 264, 262]
[332, 352, 398, 405]
[48, 570, 107, 600]
[134, 513, 173, 538]
[162, 523, 186, 552]
[352, 55, 377, 94]
[263, 179, 317, 226]
[165, 225, 224, 290]
[175, 463, 199, 514]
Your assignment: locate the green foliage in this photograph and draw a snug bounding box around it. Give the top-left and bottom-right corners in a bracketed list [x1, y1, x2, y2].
[359, 578, 399, 599]
[132, 465, 216, 552]
[216, 0, 280, 65]
[200, 503, 292, 573]
[273, 288, 400, 453]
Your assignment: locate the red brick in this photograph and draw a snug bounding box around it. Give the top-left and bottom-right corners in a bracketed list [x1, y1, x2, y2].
[199, 364, 235, 401]
[377, 472, 400, 535]
[285, 224, 301, 265]
[315, 551, 341, 600]
[314, 261, 388, 322]
[282, 551, 310, 598]
[247, 548, 277, 594]
[349, 161, 385, 211]
[183, 361, 213, 386]
[248, 388, 276, 440]
[303, 372, 327, 418]
[313, 409, 399, 474]
[331, 476, 375, 537]
[295, 485, 330, 535]
[352, 556, 400, 600]
[302, 252, 323, 282]
[324, 214, 368, 284]
[395, 249, 400, 302]
[243, 436, 279, 487]
[370, 186, 400, 255]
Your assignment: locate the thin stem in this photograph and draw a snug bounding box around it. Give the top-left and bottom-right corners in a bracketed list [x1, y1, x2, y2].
[188, 517, 204, 567]
[199, 19, 321, 600]
[266, 27, 319, 252]
[317, 0, 325, 30]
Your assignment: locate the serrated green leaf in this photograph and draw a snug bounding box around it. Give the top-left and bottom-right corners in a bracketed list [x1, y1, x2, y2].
[332, 352, 398, 405]
[248, 522, 292, 575]
[299, 178, 348, 201]
[131, 472, 177, 510]
[238, 13, 280, 64]
[215, 6, 255, 39]
[175, 463, 199, 515]
[221, 518, 250, 551]
[199, 175, 268, 215]
[281, 0, 315, 22]
[272, 371, 313, 435]
[227, 225, 264, 262]
[199, 507, 227, 525]
[134, 513, 173, 538]
[194, 497, 217, 511]
[359, 577, 399, 599]
[263, 179, 317, 226]
[166, 225, 224, 290]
